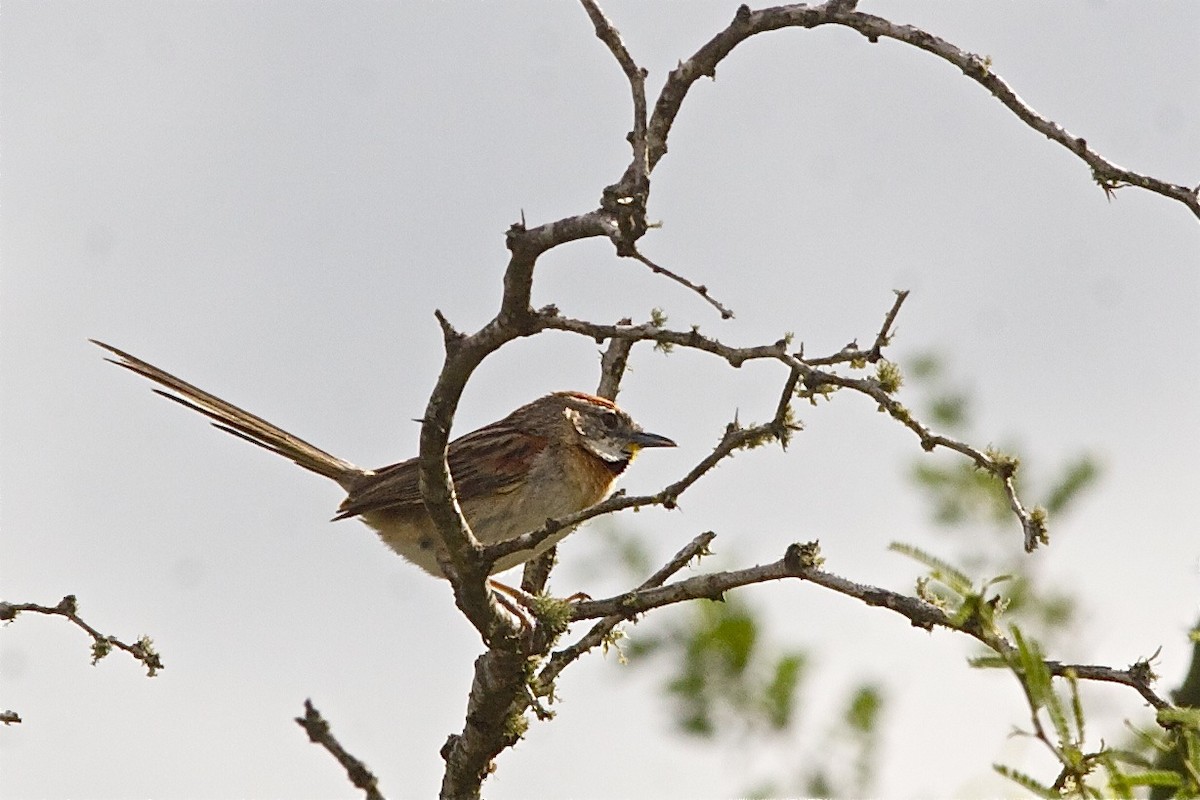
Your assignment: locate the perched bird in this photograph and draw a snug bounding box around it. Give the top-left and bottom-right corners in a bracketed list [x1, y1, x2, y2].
[92, 341, 675, 577]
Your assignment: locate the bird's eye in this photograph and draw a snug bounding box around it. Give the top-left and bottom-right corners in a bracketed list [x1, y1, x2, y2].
[602, 411, 620, 429]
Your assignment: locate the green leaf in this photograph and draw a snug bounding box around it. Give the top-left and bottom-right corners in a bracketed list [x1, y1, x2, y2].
[1102, 748, 1155, 768]
[1010, 627, 1049, 697]
[907, 352, 942, 380]
[763, 653, 806, 730]
[660, 598, 770, 737]
[968, 654, 1009, 669]
[1158, 707, 1200, 729]
[1066, 669, 1085, 745]
[1122, 770, 1184, 788]
[1042, 680, 1072, 749]
[981, 573, 1016, 591]
[1011, 626, 1071, 747]
[1101, 750, 1136, 800]
[889, 542, 973, 596]
[701, 604, 757, 676]
[994, 764, 1058, 798]
[805, 771, 834, 799]
[1044, 457, 1101, 514]
[929, 393, 969, 429]
[845, 685, 882, 734]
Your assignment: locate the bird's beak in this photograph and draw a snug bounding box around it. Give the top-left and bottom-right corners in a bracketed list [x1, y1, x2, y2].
[628, 430, 676, 449]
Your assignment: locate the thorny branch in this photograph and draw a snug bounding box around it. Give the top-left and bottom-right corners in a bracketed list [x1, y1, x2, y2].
[579, 2, 737, 319]
[0, 595, 162, 682]
[645, 4, 1198, 218]
[567, 540, 1175, 719]
[867, 289, 909, 362]
[626, 248, 735, 319]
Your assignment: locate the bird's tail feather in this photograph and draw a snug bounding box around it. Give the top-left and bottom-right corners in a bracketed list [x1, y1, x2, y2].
[91, 340, 365, 489]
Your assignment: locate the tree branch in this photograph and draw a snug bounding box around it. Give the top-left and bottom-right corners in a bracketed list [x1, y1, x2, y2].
[867, 289, 910, 362]
[295, 700, 384, 800]
[579, 0, 649, 191]
[568, 539, 1176, 716]
[0, 595, 162, 678]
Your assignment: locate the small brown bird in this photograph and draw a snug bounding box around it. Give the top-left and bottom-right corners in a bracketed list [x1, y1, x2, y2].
[92, 341, 675, 577]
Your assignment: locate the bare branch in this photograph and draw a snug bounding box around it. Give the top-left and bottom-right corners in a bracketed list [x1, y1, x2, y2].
[295, 700, 385, 800]
[0, 595, 162, 677]
[579, 0, 649, 188]
[644, 5, 1199, 218]
[568, 539, 1176, 716]
[1047, 660, 1170, 711]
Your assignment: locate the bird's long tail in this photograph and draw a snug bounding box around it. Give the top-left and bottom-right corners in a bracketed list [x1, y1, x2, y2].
[92, 340, 366, 490]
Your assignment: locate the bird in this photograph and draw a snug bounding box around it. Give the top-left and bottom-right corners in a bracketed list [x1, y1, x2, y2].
[91, 340, 676, 578]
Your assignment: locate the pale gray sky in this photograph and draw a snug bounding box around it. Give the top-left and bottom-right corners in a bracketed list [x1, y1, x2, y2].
[3, 2, 1198, 798]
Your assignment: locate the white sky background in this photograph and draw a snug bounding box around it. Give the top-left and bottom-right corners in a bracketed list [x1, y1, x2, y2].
[2, 2, 1198, 797]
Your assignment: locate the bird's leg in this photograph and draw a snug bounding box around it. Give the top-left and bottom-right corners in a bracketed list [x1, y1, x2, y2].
[487, 579, 537, 627]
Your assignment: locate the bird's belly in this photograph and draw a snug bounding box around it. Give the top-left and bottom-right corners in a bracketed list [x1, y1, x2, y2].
[358, 480, 609, 578]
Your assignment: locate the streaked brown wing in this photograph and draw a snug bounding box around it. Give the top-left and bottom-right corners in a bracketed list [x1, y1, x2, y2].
[333, 422, 548, 520]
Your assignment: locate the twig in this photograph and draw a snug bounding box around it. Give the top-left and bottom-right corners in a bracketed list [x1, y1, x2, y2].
[0, 595, 162, 677]
[295, 700, 385, 800]
[626, 248, 734, 319]
[537, 531, 717, 690]
[1046, 660, 1170, 711]
[579, 2, 737, 316]
[867, 289, 910, 361]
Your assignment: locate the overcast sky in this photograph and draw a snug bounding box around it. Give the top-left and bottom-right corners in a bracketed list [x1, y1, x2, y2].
[3, 2, 1198, 798]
